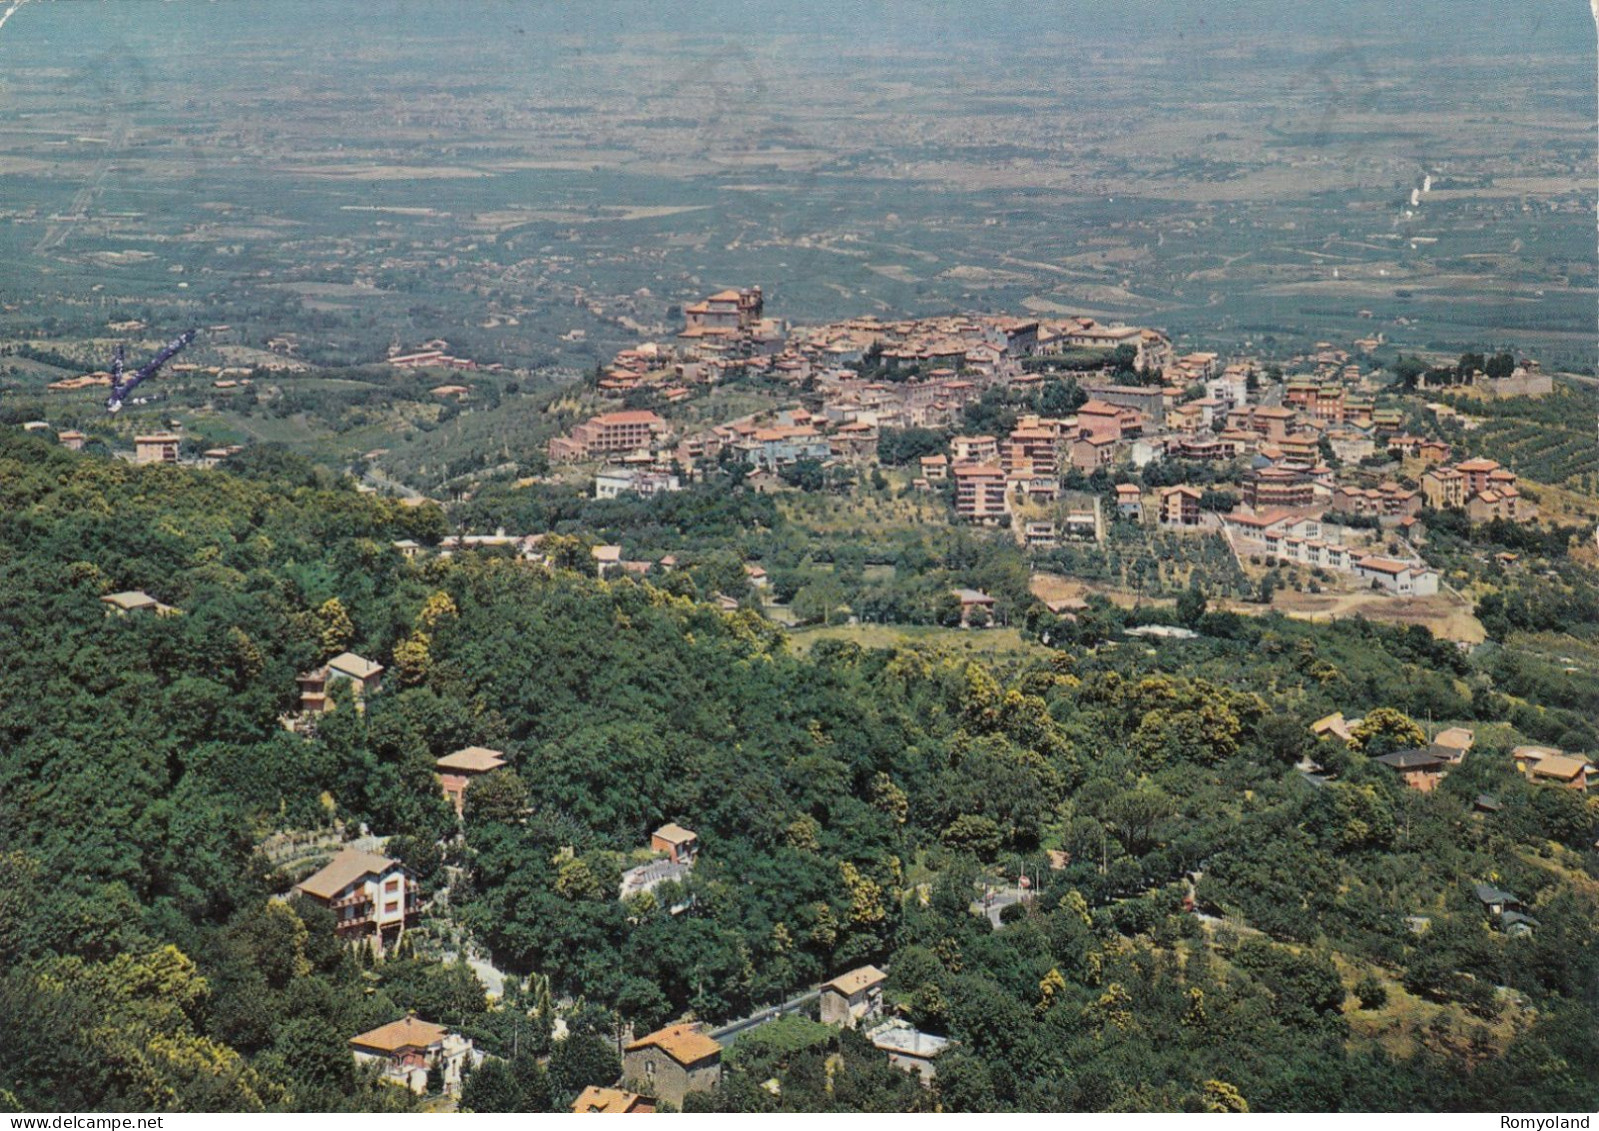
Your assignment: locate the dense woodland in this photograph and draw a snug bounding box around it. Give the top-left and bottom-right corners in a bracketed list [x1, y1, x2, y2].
[1, 431, 1595, 1113]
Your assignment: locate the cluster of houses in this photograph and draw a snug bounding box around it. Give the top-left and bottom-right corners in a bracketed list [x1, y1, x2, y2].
[391, 531, 653, 581]
[40, 423, 246, 469]
[315, 963, 914, 1113]
[538, 303, 1538, 600]
[385, 339, 486, 373]
[546, 292, 1178, 484]
[292, 810, 949, 1109]
[1310, 714, 1596, 796]
[1422, 457, 1536, 524]
[582, 291, 1172, 404]
[575, 963, 949, 1112]
[281, 689, 1578, 1109]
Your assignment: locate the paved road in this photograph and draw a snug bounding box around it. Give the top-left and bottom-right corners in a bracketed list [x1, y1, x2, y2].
[437, 944, 511, 1000]
[971, 884, 1033, 928]
[466, 955, 508, 1000]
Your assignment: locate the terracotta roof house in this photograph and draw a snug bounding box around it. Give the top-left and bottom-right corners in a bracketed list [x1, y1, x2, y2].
[593, 544, 624, 576]
[623, 1025, 723, 1107]
[952, 588, 996, 626]
[1114, 483, 1144, 520]
[820, 965, 887, 1029]
[1511, 745, 1597, 789]
[436, 746, 508, 774]
[1430, 727, 1474, 762]
[1523, 753, 1595, 792]
[349, 1013, 475, 1096]
[296, 847, 418, 955]
[651, 823, 700, 865]
[328, 652, 384, 682]
[1158, 485, 1202, 527]
[572, 1086, 656, 1113]
[297, 652, 384, 715]
[436, 746, 509, 816]
[1511, 744, 1563, 770]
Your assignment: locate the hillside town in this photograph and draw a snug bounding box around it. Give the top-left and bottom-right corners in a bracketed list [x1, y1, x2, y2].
[533, 287, 1555, 608]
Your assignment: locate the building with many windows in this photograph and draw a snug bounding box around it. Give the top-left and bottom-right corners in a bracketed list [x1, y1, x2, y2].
[295, 847, 419, 955]
[549, 411, 669, 462]
[134, 432, 182, 465]
[952, 463, 1010, 524]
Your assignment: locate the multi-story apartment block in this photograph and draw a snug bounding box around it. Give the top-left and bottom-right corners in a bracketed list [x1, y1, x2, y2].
[134, 432, 181, 465]
[953, 463, 1010, 524]
[548, 411, 668, 462]
[1159, 485, 1202, 526]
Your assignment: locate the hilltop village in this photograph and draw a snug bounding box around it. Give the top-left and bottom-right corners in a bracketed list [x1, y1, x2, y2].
[537, 286, 1548, 608]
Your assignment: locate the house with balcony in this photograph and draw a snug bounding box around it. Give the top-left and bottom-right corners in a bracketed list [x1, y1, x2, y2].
[1159, 486, 1202, 527]
[952, 435, 999, 464]
[742, 426, 832, 471]
[134, 432, 182, 465]
[349, 1013, 476, 1096]
[295, 847, 419, 955]
[952, 463, 1010, 524]
[297, 652, 384, 715]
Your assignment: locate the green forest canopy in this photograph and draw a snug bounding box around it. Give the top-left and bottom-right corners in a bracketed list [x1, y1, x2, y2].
[0, 431, 1594, 1113]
